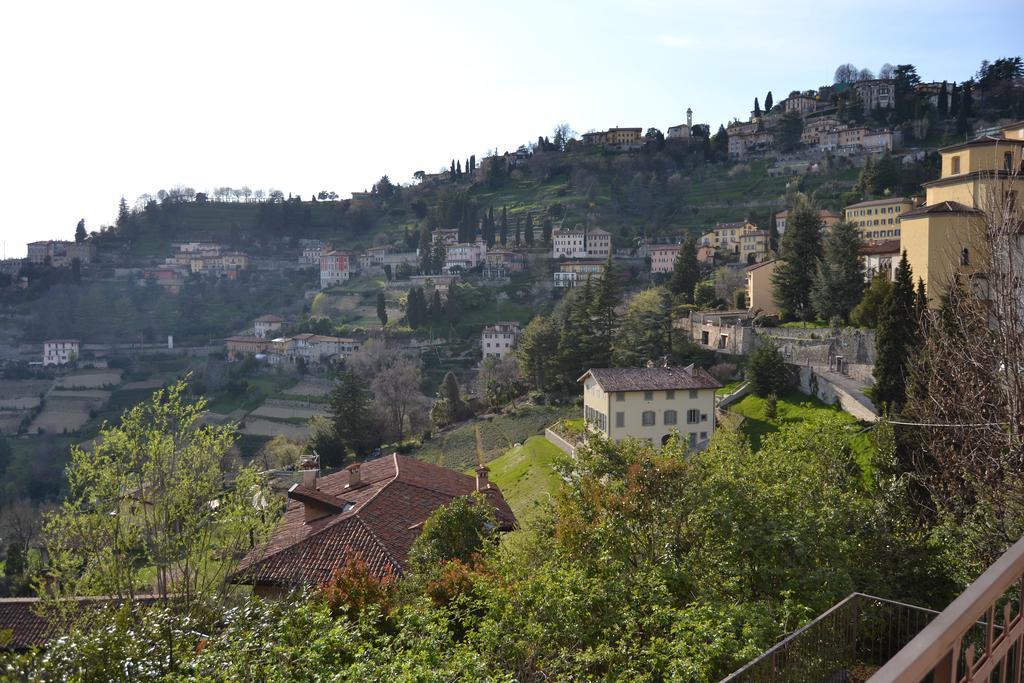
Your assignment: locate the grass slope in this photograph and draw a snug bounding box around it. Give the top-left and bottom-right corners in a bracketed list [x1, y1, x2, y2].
[727, 389, 874, 480]
[485, 436, 566, 526]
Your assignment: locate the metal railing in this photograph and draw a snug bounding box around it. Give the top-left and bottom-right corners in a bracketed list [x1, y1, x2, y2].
[721, 593, 939, 683]
[869, 535, 1024, 683]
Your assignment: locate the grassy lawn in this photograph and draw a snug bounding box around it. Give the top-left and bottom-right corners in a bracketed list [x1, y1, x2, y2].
[779, 321, 830, 329]
[485, 436, 566, 526]
[727, 389, 875, 480]
[411, 404, 575, 472]
[716, 380, 746, 397]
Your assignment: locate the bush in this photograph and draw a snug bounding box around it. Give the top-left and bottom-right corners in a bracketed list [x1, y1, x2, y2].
[746, 342, 791, 397]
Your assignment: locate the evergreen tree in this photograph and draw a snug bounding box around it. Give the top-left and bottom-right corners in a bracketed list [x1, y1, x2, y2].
[667, 237, 700, 302]
[514, 215, 521, 246]
[764, 91, 773, 112]
[499, 206, 508, 246]
[376, 290, 388, 327]
[406, 287, 423, 329]
[858, 157, 876, 196]
[772, 201, 823, 321]
[612, 288, 672, 367]
[873, 252, 918, 413]
[753, 97, 761, 117]
[746, 342, 791, 397]
[450, 159, 456, 178]
[542, 217, 553, 245]
[75, 219, 87, 243]
[456, 160, 462, 176]
[438, 371, 468, 424]
[811, 221, 865, 322]
[430, 290, 444, 322]
[418, 228, 432, 274]
[915, 278, 929, 334]
[558, 279, 596, 387]
[768, 211, 781, 253]
[950, 82, 961, 117]
[431, 242, 447, 275]
[524, 213, 534, 246]
[329, 370, 378, 459]
[589, 255, 620, 368]
[517, 314, 561, 393]
[937, 81, 949, 118]
[116, 197, 130, 228]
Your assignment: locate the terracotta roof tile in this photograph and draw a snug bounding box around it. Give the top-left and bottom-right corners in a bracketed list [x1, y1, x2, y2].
[578, 365, 722, 392]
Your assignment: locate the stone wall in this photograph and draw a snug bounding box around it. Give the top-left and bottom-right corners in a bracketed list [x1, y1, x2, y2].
[755, 327, 876, 366]
[796, 366, 878, 422]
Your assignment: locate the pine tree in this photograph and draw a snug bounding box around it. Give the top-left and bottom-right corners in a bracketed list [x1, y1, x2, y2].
[937, 81, 949, 118]
[418, 228, 432, 274]
[376, 290, 388, 327]
[873, 252, 918, 413]
[589, 254, 620, 368]
[116, 197, 130, 228]
[667, 237, 700, 302]
[915, 277, 929, 334]
[329, 370, 378, 457]
[559, 279, 596, 387]
[772, 201, 823, 321]
[75, 219, 86, 243]
[524, 213, 534, 246]
[499, 206, 508, 246]
[517, 315, 561, 393]
[811, 221, 865, 322]
[764, 91, 773, 112]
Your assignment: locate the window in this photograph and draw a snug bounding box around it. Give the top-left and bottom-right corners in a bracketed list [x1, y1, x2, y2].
[701, 413, 708, 422]
[1005, 152, 1013, 171]
[664, 410, 677, 425]
[666, 390, 675, 400]
[644, 391, 654, 401]
[689, 389, 698, 399]
[951, 155, 961, 174]
[960, 248, 970, 266]
[642, 411, 656, 426]
[616, 392, 625, 402]
[700, 432, 708, 440]
[701, 330, 709, 344]
[615, 412, 624, 428]
[686, 409, 700, 424]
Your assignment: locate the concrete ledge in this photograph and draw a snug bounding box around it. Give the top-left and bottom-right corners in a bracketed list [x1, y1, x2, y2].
[545, 427, 577, 458]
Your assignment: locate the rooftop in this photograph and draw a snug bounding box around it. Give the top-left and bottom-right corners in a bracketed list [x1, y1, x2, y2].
[578, 365, 722, 392]
[255, 314, 286, 323]
[859, 240, 902, 256]
[902, 201, 984, 218]
[231, 453, 516, 588]
[844, 197, 913, 209]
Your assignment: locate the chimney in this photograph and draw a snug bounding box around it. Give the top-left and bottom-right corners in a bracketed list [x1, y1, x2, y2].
[475, 464, 489, 492]
[346, 462, 362, 489]
[302, 465, 316, 490]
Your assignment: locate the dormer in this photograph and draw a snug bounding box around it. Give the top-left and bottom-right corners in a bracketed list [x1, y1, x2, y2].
[287, 484, 352, 523]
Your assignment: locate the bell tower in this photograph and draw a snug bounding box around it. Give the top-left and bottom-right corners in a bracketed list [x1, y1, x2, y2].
[687, 107, 692, 128]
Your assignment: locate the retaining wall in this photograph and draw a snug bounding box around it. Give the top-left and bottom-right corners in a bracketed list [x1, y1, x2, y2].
[796, 366, 878, 422]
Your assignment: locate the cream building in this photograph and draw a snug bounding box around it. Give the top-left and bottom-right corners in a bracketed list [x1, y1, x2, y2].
[739, 230, 771, 264]
[43, 339, 80, 366]
[552, 227, 612, 259]
[746, 259, 779, 315]
[579, 365, 720, 449]
[844, 197, 915, 241]
[481, 322, 519, 359]
[649, 244, 680, 274]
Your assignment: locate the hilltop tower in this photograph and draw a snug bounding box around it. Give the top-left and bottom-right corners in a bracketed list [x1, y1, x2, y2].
[686, 107, 692, 128]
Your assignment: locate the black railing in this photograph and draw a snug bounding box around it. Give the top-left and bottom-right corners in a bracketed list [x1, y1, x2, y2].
[721, 593, 939, 683]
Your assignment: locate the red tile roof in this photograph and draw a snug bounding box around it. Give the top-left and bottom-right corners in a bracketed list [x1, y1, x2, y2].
[578, 364, 722, 392]
[231, 454, 516, 589]
[0, 596, 165, 650]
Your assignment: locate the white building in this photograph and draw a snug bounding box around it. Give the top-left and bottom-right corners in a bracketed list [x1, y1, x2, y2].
[648, 244, 680, 274]
[43, 339, 80, 366]
[444, 242, 486, 273]
[552, 227, 612, 259]
[481, 322, 520, 360]
[578, 365, 720, 449]
[301, 242, 323, 264]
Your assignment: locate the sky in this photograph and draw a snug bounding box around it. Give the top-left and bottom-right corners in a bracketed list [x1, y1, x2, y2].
[1, 0, 1022, 258]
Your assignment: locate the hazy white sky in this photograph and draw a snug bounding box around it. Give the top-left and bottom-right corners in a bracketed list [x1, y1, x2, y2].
[1, 0, 1021, 257]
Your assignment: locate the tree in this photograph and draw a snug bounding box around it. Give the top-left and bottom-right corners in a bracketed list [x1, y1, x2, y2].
[74, 219, 86, 243]
[371, 358, 426, 442]
[811, 221, 864, 322]
[436, 372, 469, 426]
[873, 252, 917, 413]
[879, 63, 895, 80]
[753, 97, 761, 117]
[328, 370, 378, 462]
[517, 315, 561, 393]
[693, 281, 717, 309]
[850, 274, 893, 328]
[772, 201, 823, 321]
[764, 91, 773, 112]
[524, 213, 534, 247]
[776, 112, 804, 153]
[41, 380, 275, 609]
[477, 356, 523, 409]
[834, 63, 858, 84]
[499, 206, 508, 246]
[612, 288, 673, 367]
[542, 217, 553, 245]
[746, 342, 791, 397]
[258, 435, 304, 469]
[589, 255, 620, 368]
[667, 237, 700, 302]
[937, 80, 949, 118]
[408, 494, 496, 571]
[418, 227, 432, 274]
[116, 197, 130, 228]
[552, 123, 574, 151]
[376, 290, 388, 327]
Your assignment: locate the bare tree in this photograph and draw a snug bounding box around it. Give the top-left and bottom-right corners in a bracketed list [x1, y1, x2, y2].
[552, 122, 575, 151]
[371, 358, 428, 442]
[903, 170, 1024, 569]
[879, 63, 895, 80]
[857, 68, 875, 81]
[834, 63, 859, 84]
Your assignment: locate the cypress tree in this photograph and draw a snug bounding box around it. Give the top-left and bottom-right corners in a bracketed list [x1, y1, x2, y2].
[668, 237, 700, 302]
[811, 221, 865, 322]
[439, 371, 468, 423]
[514, 215, 521, 246]
[524, 213, 534, 246]
[376, 290, 388, 327]
[75, 219, 87, 243]
[430, 290, 443, 322]
[771, 201, 823, 321]
[937, 81, 949, 118]
[499, 206, 508, 245]
[754, 97, 761, 117]
[950, 82, 961, 117]
[542, 217, 553, 245]
[873, 252, 918, 413]
[764, 91, 773, 112]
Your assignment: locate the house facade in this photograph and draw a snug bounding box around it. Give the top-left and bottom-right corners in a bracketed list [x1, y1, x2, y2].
[482, 249, 526, 280]
[739, 230, 771, 264]
[319, 250, 354, 288]
[43, 339, 79, 366]
[444, 242, 486, 273]
[481, 322, 519, 359]
[254, 314, 287, 339]
[553, 259, 605, 288]
[844, 197, 915, 241]
[860, 240, 901, 281]
[746, 259, 780, 315]
[579, 366, 720, 449]
[225, 336, 269, 360]
[649, 244, 680, 274]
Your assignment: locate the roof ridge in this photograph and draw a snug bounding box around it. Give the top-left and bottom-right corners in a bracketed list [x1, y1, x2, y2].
[348, 514, 404, 572]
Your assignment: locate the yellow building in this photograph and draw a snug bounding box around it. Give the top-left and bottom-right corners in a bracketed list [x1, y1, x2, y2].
[579, 366, 720, 449]
[900, 121, 1024, 303]
[746, 258, 779, 315]
[843, 197, 915, 241]
[739, 229, 771, 264]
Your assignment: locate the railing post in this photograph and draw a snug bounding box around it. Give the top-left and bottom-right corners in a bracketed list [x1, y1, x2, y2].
[932, 648, 956, 683]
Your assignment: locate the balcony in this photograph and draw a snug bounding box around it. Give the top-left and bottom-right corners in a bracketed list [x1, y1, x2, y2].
[722, 535, 1024, 683]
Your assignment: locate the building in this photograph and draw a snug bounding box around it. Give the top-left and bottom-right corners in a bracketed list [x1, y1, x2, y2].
[26, 240, 95, 267]
[696, 245, 717, 263]
[863, 129, 903, 153]
[431, 229, 460, 246]
[288, 334, 361, 365]
[254, 314, 288, 339]
[781, 91, 818, 115]
[578, 365, 720, 449]
[482, 249, 526, 280]
[580, 127, 643, 151]
[225, 335, 269, 360]
[481, 322, 519, 359]
[299, 240, 323, 264]
[701, 221, 760, 256]
[552, 227, 611, 260]
[775, 208, 840, 235]
[648, 244, 680, 274]
[739, 229, 771, 264]
[319, 250, 354, 288]
[860, 240, 901, 281]
[443, 242, 486, 273]
[554, 259, 605, 288]
[746, 259, 780, 315]
[685, 310, 756, 355]
[231, 454, 516, 594]
[42, 339, 79, 366]
[844, 197, 915, 241]
[852, 79, 895, 111]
